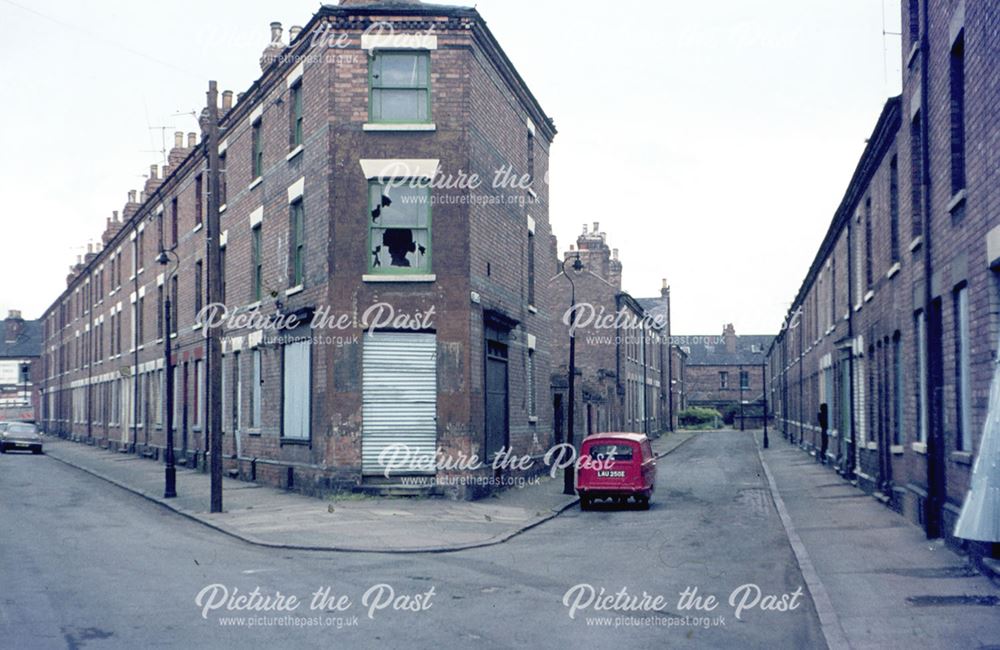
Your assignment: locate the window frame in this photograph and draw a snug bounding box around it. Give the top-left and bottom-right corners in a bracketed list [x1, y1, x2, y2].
[290, 199, 305, 286]
[367, 179, 433, 275]
[368, 50, 432, 125]
[289, 81, 304, 150]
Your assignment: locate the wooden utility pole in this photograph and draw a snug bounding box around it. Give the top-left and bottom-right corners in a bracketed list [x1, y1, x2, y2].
[203, 81, 224, 513]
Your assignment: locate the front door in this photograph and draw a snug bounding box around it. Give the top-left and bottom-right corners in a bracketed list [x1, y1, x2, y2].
[485, 340, 509, 461]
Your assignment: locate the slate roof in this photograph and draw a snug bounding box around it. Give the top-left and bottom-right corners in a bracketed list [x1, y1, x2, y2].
[0, 320, 42, 359]
[679, 334, 773, 366]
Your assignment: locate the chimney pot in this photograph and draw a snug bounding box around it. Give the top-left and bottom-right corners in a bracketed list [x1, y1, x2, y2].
[187, 132, 197, 148]
[222, 90, 233, 111]
[662, 278, 668, 289]
[270, 21, 284, 45]
[149, 164, 158, 180]
[593, 222, 599, 233]
[174, 131, 184, 148]
[127, 191, 136, 204]
[139, 191, 146, 202]
[113, 210, 120, 222]
[612, 248, 619, 260]
[289, 25, 303, 41]
[237, 92, 245, 103]
[87, 243, 93, 254]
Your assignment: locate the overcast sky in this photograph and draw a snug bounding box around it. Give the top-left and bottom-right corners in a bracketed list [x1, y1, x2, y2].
[0, 0, 901, 334]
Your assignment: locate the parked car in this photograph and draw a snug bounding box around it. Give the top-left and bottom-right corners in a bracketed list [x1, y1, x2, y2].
[0, 421, 43, 454]
[576, 432, 656, 510]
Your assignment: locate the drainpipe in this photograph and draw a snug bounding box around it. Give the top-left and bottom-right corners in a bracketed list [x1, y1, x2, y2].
[846, 214, 857, 481]
[919, 0, 943, 539]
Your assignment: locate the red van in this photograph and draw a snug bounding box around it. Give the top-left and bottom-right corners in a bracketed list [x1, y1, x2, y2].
[576, 433, 656, 510]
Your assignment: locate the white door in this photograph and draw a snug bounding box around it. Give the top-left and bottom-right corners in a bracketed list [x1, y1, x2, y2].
[362, 332, 437, 476]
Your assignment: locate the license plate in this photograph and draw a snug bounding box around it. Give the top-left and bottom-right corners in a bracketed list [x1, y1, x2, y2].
[16, 443, 29, 448]
[597, 470, 625, 478]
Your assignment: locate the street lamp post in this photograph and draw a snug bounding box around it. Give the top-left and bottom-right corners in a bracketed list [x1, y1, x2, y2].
[739, 365, 745, 432]
[561, 252, 584, 496]
[761, 355, 769, 449]
[157, 249, 179, 498]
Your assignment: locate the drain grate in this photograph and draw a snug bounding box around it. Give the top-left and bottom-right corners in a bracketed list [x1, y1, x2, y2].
[906, 595, 1000, 607]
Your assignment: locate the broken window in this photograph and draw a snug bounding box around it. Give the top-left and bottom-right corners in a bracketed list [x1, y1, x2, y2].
[369, 181, 430, 273]
[369, 52, 430, 123]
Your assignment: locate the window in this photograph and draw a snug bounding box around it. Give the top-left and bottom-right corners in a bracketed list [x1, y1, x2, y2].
[136, 296, 144, 345]
[137, 230, 145, 271]
[252, 225, 262, 301]
[893, 333, 903, 446]
[369, 51, 430, 123]
[220, 245, 227, 304]
[170, 276, 178, 334]
[157, 286, 163, 339]
[719, 371, 728, 389]
[949, 33, 966, 195]
[171, 198, 179, 247]
[194, 359, 204, 430]
[282, 340, 310, 440]
[368, 181, 430, 272]
[527, 231, 535, 306]
[221, 355, 228, 434]
[526, 349, 536, 418]
[155, 369, 164, 427]
[234, 351, 243, 431]
[252, 119, 263, 180]
[910, 114, 923, 237]
[289, 81, 303, 149]
[194, 260, 203, 318]
[290, 200, 305, 286]
[219, 152, 227, 206]
[864, 197, 873, 288]
[889, 156, 899, 263]
[251, 348, 262, 428]
[915, 311, 927, 444]
[526, 130, 535, 186]
[830, 256, 836, 325]
[740, 370, 749, 390]
[907, 0, 919, 44]
[955, 286, 970, 451]
[195, 174, 204, 227]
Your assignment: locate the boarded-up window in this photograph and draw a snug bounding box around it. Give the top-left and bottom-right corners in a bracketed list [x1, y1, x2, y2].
[282, 340, 311, 440]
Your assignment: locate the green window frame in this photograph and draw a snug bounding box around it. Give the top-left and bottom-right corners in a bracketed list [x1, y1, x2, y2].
[251, 224, 262, 301]
[368, 180, 431, 274]
[251, 120, 263, 180]
[289, 82, 303, 149]
[369, 51, 431, 124]
[290, 200, 305, 286]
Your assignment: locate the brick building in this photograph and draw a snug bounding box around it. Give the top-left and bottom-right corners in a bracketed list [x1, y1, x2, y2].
[40, 0, 558, 498]
[767, 0, 998, 564]
[0, 310, 42, 422]
[679, 324, 772, 427]
[549, 223, 672, 441]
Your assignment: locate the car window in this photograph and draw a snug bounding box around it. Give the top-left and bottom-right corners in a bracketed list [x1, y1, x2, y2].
[8, 423, 37, 434]
[588, 443, 633, 461]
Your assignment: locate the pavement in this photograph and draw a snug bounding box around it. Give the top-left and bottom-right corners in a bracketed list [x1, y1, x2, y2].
[40, 430, 695, 553]
[755, 430, 1000, 650]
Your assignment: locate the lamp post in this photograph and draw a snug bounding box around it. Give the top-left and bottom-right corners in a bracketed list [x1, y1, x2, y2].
[561, 252, 584, 496]
[156, 249, 179, 498]
[761, 353, 769, 449]
[739, 365, 745, 432]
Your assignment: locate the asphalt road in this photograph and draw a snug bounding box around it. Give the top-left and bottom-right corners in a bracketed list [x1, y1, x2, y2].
[0, 430, 825, 649]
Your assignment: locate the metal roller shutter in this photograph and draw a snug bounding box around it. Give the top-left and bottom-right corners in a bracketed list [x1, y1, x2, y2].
[362, 332, 437, 476]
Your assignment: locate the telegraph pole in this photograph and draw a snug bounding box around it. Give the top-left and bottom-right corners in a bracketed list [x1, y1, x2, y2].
[203, 81, 224, 513]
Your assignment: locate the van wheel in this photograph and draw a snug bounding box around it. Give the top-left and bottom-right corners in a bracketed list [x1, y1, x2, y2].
[636, 495, 650, 510]
[580, 496, 591, 511]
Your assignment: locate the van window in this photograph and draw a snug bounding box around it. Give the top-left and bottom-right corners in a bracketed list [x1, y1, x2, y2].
[588, 444, 633, 461]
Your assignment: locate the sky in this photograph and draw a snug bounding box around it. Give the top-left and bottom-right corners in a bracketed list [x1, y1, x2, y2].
[0, 0, 902, 334]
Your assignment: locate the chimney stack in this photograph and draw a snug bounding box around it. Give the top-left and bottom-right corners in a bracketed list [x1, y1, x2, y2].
[174, 131, 184, 148]
[127, 191, 136, 204]
[222, 90, 233, 111]
[592, 221, 600, 233]
[260, 22, 285, 71]
[149, 164, 158, 180]
[5, 310, 24, 344]
[187, 132, 197, 148]
[289, 25, 303, 42]
[723, 323, 737, 353]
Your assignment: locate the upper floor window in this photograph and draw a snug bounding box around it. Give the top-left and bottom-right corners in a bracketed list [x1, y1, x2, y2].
[290, 200, 305, 286]
[289, 82, 303, 149]
[739, 370, 749, 390]
[368, 181, 430, 273]
[719, 371, 728, 389]
[251, 224, 263, 301]
[251, 120, 263, 180]
[949, 33, 966, 196]
[369, 52, 430, 123]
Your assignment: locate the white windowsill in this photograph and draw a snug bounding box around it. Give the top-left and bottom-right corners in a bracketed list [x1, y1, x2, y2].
[363, 274, 436, 283]
[947, 188, 967, 213]
[527, 188, 538, 199]
[363, 123, 436, 132]
[527, 416, 538, 424]
[285, 284, 304, 297]
[527, 305, 538, 314]
[193, 323, 202, 331]
[906, 41, 919, 68]
[912, 441, 927, 454]
[886, 263, 901, 279]
[909, 236, 923, 252]
[286, 145, 304, 161]
[248, 177, 263, 191]
[864, 290, 875, 303]
[219, 203, 227, 214]
[193, 223, 203, 233]
[866, 441, 878, 450]
[890, 444, 904, 455]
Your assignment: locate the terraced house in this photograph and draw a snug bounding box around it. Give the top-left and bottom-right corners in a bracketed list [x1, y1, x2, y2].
[767, 0, 999, 567]
[40, 0, 557, 498]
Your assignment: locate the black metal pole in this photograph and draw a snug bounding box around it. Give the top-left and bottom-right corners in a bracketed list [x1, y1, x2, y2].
[564, 281, 577, 496]
[762, 359, 769, 448]
[739, 365, 745, 431]
[204, 81, 224, 514]
[163, 291, 176, 499]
